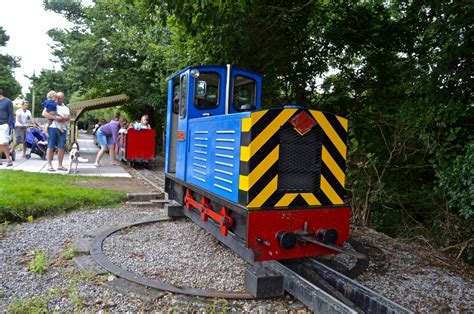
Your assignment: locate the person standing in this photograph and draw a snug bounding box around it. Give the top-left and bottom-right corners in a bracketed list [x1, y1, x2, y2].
[94, 117, 126, 167]
[42, 92, 70, 171]
[0, 89, 14, 166]
[13, 100, 36, 157]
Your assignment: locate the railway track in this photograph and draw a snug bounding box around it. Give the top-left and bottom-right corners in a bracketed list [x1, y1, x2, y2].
[91, 218, 412, 313]
[115, 167, 413, 313]
[272, 258, 412, 313]
[127, 166, 166, 193]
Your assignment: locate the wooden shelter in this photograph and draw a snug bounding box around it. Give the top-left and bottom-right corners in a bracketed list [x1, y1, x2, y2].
[67, 94, 129, 146]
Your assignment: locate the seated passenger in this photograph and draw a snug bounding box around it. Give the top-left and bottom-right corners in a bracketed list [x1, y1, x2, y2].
[130, 115, 151, 131]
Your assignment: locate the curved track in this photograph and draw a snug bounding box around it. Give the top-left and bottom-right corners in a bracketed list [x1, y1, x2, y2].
[90, 217, 255, 299]
[112, 168, 412, 312]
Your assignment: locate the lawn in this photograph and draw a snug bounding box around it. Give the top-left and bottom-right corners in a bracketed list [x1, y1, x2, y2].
[0, 170, 125, 222]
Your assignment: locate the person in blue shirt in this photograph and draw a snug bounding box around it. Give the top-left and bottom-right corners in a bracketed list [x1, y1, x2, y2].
[42, 90, 57, 112]
[0, 88, 14, 166]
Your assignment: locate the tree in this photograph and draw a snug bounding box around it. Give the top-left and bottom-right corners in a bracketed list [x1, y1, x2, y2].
[156, 0, 330, 105]
[26, 69, 70, 117]
[45, 0, 473, 261]
[46, 0, 174, 137]
[0, 26, 21, 98]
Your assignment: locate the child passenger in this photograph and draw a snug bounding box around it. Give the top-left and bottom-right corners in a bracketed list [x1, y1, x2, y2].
[130, 115, 151, 131]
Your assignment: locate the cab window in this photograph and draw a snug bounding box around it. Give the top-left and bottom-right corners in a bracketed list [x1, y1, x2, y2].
[194, 72, 220, 109]
[179, 74, 188, 118]
[172, 80, 180, 114]
[232, 75, 256, 111]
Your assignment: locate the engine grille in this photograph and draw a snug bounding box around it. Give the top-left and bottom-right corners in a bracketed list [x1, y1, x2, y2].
[278, 123, 323, 193]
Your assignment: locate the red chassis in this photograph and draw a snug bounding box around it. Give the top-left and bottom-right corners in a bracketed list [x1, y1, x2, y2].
[183, 186, 350, 262]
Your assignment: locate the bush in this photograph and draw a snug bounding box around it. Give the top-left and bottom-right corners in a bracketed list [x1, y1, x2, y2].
[437, 143, 474, 219]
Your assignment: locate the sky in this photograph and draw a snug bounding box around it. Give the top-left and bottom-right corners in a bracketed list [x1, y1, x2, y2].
[0, 0, 92, 96]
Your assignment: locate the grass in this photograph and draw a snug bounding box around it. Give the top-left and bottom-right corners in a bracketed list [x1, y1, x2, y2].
[0, 170, 125, 222]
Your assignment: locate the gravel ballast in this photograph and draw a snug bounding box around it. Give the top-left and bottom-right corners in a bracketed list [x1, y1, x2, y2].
[103, 220, 251, 292]
[1, 205, 472, 312]
[1, 161, 473, 312]
[0, 207, 305, 312]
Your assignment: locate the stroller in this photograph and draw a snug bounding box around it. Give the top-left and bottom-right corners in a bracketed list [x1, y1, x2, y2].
[24, 127, 48, 160]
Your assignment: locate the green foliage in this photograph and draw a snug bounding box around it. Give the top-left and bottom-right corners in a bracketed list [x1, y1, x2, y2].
[62, 243, 79, 260]
[0, 171, 125, 222]
[7, 294, 51, 314]
[0, 220, 10, 238]
[44, 0, 84, 21]
[311, 1, 473, 250]
[80, 107, 129, 128]
[210, 299, 228, 313]
[0, 27, 21, 98]
[163, 0, 327, 105]
[462, 242, 474, 265]
[43, 0, 473, 260]
[0, 26, 9, 47]
[0, 64, 21, 99]
[437, 144, 474, 219]
[29, 250, 49, 274]
[26, 69, 71, 117]
[69, 283, 83, 309]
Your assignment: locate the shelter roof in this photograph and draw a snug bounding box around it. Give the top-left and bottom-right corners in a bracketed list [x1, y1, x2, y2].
[69, 94, 129, 119]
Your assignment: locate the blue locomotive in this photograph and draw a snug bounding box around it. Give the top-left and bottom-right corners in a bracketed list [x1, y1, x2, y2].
[165, 65, 350, 262]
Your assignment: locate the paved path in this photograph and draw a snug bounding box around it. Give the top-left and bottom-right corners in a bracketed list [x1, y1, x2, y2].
[0, 132, 131, 177]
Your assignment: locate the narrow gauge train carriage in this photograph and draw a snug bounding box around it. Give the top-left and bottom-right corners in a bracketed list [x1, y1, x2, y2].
[165, 65, 350, 262]
[116, 128, 156, 166]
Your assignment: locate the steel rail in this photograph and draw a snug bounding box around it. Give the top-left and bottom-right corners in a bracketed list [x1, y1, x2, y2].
[89, 216, 370, 310]
[263, 261, 359, 314]
[131, 169, 165, 193]
[285, 258, 414, 314]
[90, 217, 254, 299]
[90, 215, 413, 313]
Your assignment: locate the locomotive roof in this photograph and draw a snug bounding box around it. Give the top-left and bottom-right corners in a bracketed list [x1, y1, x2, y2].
[166, 65, 262, 80]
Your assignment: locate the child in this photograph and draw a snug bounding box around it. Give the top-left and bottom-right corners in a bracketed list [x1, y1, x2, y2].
[130, 115, 151, 131]
[42, 90, 64, 133]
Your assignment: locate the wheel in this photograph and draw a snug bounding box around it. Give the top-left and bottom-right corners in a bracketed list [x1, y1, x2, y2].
[25, 154, 31, 159]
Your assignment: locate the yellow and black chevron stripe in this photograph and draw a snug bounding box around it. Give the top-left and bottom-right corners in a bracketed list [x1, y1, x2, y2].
[238, 108, 348, 209]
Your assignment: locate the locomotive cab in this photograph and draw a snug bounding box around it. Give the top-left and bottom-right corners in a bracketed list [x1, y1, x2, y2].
[165, 65, 262, 175]
[165, 65, 351, 262]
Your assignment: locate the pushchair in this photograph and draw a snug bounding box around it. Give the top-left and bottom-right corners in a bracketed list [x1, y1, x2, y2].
[24, 127, 48, 160]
